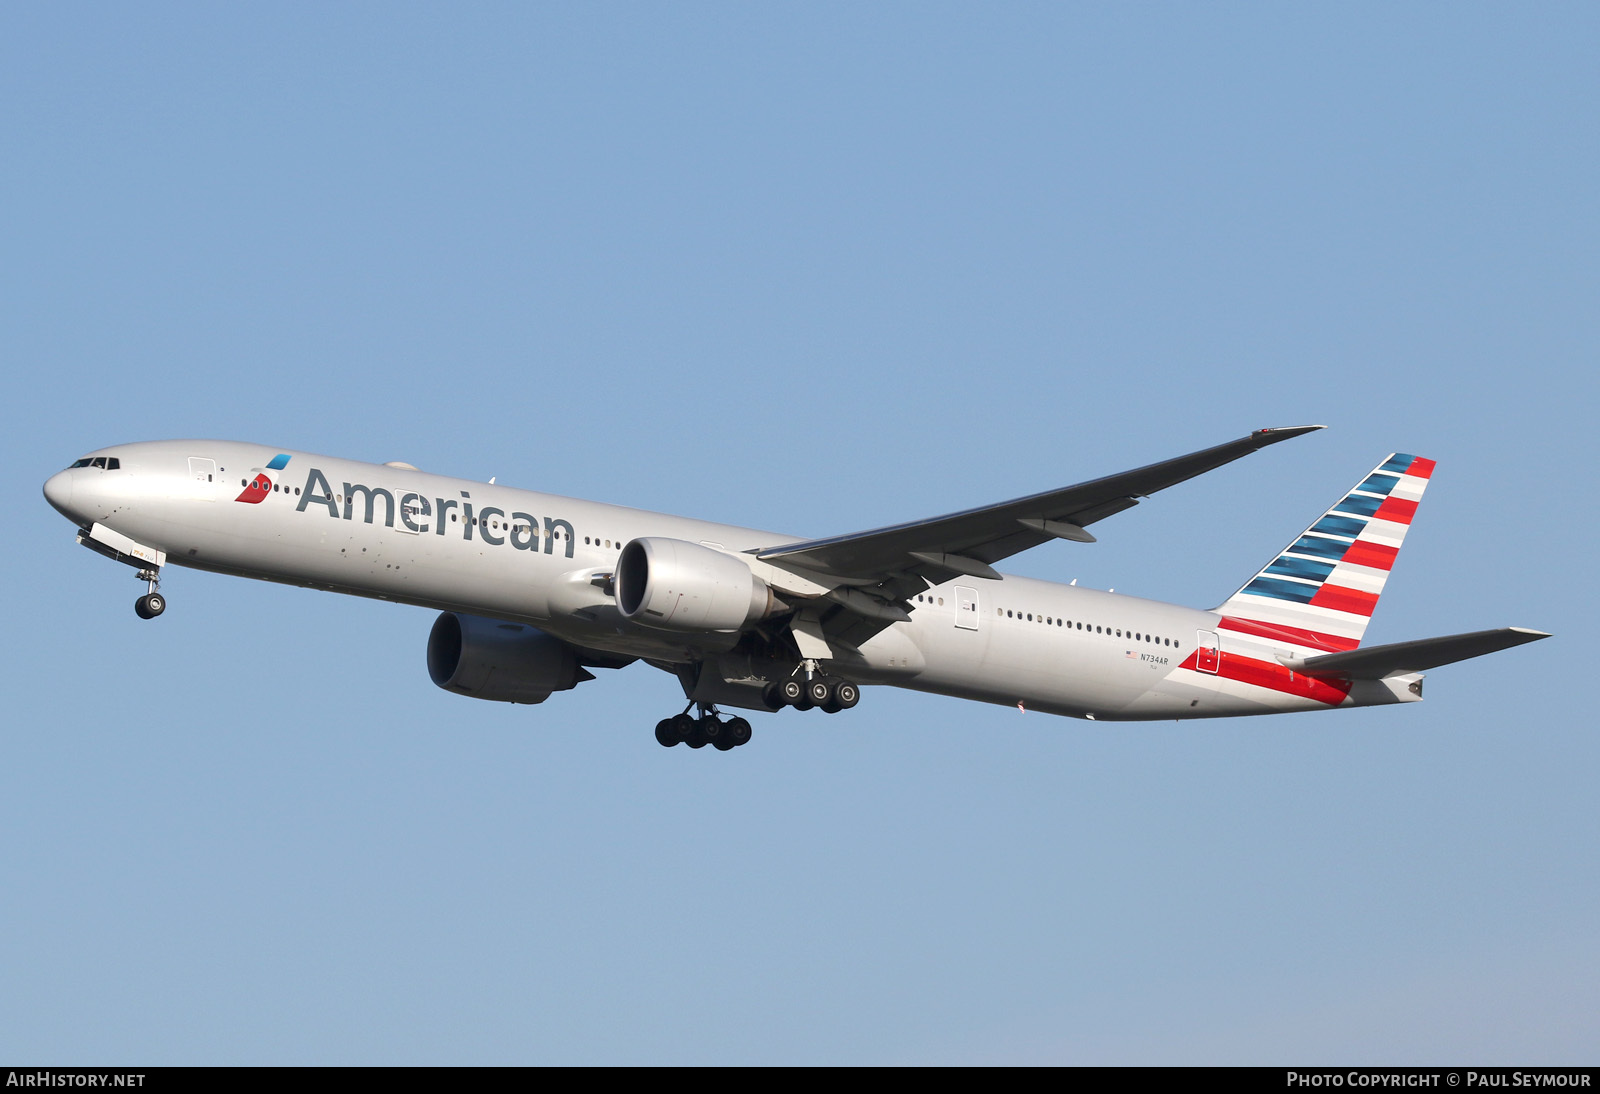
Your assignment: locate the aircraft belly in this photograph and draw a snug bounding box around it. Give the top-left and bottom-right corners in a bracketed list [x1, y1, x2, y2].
[908, 622, 1136, 717]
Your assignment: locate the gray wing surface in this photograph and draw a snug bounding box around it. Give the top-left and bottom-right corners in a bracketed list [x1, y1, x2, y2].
[1285, 627, 1550, 679]
[757, 426, 1324, 586]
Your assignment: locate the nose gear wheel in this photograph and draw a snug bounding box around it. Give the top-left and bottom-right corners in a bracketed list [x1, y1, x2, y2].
[133, 568, 165, 619]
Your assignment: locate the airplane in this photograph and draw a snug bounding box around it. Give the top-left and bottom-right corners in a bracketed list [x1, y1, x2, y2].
[41, 427, 1548, 750]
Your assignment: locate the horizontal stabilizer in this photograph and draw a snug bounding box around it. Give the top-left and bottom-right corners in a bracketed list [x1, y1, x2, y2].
[1281, 627, 1550, 679]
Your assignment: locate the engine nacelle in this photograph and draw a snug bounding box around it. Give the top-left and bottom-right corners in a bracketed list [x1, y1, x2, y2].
[427, 613, 592, 704]
[616, 537, 779, 633]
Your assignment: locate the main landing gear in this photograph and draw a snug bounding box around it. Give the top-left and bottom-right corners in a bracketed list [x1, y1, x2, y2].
[766, 663, 860, 714]
[655, 703, 753, 751]
[133, 567, 165, 620]
[654, 664, 863, 750]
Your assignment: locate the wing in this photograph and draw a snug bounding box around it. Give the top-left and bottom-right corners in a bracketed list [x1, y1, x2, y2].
[758, 425, 1324, 586]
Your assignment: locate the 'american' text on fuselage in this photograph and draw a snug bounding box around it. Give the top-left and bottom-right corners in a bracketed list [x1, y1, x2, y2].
[294, 467, 576, 556]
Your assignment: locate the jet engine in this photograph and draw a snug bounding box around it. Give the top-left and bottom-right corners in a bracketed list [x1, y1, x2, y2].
[427, 612, 593, 704]
[615, 537, 782, 633]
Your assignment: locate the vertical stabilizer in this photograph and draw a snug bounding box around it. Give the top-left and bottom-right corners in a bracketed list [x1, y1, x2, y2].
[1213, 454, 1435, 651]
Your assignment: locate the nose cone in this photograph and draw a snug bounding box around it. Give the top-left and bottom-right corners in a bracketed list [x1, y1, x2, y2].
[43, 470, 76, 520]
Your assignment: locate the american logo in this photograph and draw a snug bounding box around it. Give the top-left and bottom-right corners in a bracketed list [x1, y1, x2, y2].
[235, 453, 292, 503]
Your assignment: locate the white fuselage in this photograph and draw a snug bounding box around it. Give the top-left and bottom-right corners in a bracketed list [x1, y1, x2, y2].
[43, 440, 1417, 721]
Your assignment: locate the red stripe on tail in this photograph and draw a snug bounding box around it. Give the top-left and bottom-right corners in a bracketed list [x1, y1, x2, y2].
[1309, 584, 1380, 616]
[1340, 540, 1399, 571]
[1218, 617, 1361, 652]
[1373, 496, 1418, 524]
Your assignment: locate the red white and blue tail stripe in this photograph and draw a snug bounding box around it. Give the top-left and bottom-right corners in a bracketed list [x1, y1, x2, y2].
[1213, 453, 1435, 652]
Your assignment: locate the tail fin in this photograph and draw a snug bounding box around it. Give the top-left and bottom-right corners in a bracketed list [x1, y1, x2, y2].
[1213, 453, 1435, 651]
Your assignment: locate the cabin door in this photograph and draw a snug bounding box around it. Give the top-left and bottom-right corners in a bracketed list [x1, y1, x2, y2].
[955, 586, 979, 630]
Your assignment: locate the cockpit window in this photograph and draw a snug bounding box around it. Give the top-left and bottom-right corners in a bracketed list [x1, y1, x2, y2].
[67, 457, 120, 469]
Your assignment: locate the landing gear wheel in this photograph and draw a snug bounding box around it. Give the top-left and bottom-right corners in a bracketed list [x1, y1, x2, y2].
[780, 677, 814, 710]
[697, 714, 723, 748]
[723, 717, 752, 748]
[808, 680, 832, 706]
[655, 719, 680, 747]
[133, 568, 164, 619]
[672, 713, 702, 748]
[834, 682, 859, 709]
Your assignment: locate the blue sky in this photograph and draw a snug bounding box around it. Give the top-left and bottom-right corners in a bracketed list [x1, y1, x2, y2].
[4, 3, 1595, 1064]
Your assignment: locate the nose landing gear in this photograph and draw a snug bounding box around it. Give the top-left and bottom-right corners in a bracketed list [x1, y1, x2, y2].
[133, 568, 165, 619]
